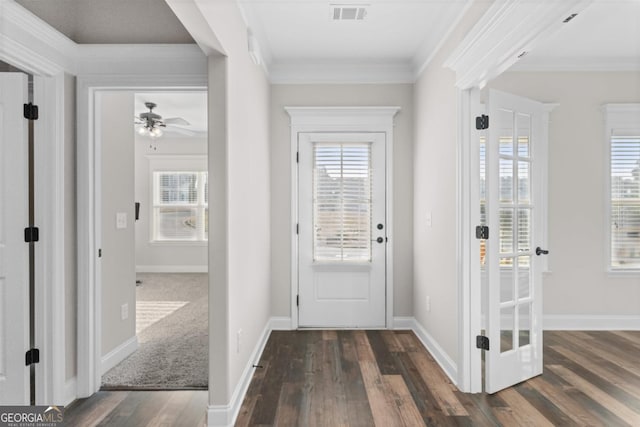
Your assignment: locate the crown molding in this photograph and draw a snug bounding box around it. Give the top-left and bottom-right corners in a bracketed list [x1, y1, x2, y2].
[510, 57, 640, 72]
[444, 0, 593, 89]
[0, 0, 77, 74]
[269, 61, 414, 84]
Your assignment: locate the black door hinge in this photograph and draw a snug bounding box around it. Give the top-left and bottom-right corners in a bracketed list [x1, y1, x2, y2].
[476, 335, 489, 351]
[24, 226, 39, 243]
[98, 248, 102, 258]
[296, 224, 299, 235]
[475, 114, 489, 130]
[296, 152, 299, 163]
[23, 103, 39, 120]
[25, 348, 40, 366]
[296, 295, 299, 307]
[475, 225, 489, 240]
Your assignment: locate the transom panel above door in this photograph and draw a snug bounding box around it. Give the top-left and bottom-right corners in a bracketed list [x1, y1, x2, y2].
[298, 132, 386, 327]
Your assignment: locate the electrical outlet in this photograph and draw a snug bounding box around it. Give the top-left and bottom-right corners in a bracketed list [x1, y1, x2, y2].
[121, 303, 129, 320]
[237, 329, 242, 354]
[426, 296, 431, 312]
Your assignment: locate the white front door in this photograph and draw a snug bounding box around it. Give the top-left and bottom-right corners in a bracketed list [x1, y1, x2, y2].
[298, 132, 386, 328]
[485, 89, 548, 393]
[0, 73, 30, 404]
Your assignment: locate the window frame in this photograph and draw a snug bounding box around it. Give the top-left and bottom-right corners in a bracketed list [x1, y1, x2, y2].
[147, 155, 208, 245]
[604, 104, 640, 274]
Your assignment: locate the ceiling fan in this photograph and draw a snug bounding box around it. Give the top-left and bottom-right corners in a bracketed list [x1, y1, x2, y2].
[135, 102, 192, 138]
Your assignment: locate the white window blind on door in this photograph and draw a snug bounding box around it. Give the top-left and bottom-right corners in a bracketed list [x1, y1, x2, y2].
[313, 143, 372, 262]
[611, 134, 640, 268]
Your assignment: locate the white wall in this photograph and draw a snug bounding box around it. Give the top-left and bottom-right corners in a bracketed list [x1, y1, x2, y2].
[488, 71, 640, 319]
[134, 135, 208, 272]
[179, 0, 272, 409]
[99, 91, 136, 356]
[413, 0, 493, 365]
[270, 84, 414, 319]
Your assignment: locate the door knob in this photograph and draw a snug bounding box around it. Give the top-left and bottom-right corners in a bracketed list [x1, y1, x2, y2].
[535, 247, 549, 256]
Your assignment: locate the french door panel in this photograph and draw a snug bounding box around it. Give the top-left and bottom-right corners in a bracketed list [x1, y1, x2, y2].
[298, 132, 386, 328]
[485, 90, 546, 394]
[0, 73, 30, 404]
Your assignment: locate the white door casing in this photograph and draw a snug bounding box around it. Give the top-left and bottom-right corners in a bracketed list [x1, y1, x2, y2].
[298, 132, 386, 328]
[286, 107, 400, 330]
[0, 73, 30, 404]
[484, 89, 549, 393]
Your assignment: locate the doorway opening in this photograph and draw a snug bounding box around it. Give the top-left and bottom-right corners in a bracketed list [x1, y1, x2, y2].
[95, 90, 209, 390]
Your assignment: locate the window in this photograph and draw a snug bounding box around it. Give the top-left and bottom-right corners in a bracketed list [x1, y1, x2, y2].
[147, 155, 207, 243]
[313, 143, 372, 262]
[605, 104, 640, 270]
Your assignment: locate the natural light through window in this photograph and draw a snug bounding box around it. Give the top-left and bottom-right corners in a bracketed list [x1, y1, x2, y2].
[153, 171, 208, 242]
[606, 104, 640, 270]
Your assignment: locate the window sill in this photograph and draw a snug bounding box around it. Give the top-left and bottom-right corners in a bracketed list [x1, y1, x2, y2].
[607, 268, 640, 278]
[149, 240, 208, 247]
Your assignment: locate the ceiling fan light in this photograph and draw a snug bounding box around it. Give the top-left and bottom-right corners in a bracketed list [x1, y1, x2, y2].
[150, 127, 163, 138]
[138, 126, 148, 135]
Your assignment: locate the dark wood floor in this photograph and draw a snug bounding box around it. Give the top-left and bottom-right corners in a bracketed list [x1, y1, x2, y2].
[64, 330, 640, 426]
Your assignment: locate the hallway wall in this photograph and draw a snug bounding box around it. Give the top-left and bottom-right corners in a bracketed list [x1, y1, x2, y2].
[270, 84, 415, 319]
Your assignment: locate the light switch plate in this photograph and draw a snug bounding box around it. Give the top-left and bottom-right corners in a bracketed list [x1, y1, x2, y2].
[116, 212, 127, 229]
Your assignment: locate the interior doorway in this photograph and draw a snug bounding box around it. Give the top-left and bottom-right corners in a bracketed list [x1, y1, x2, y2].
[94, 89, 209, 390]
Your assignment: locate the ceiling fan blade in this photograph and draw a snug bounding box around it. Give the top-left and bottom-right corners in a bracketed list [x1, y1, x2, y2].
[164, 117, 190, 126]
[166, 127, 197, 137]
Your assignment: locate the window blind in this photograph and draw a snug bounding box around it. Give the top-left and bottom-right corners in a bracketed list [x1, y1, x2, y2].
[313, 143, 372, 262]
[153, 171, 208, 242]
[611, 135, 640, 268]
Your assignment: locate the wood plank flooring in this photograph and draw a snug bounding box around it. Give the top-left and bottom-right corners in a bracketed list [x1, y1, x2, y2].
[237, 330, 640, 426]
[63, 330, 640, 426]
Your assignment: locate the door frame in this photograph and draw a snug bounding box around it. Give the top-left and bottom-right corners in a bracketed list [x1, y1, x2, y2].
[443, 0, 589, 392]
[76, 75, 207, 397]
[0, 2, 71, 405]
[286, 107, 400, 330]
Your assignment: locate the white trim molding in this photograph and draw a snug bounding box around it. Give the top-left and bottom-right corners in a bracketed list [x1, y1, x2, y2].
[544, 315, 640, 331]
[207, 318, 276, 427]
[444, 0, 593, 89]
[64, 377, 77, 407]
[285, 106, 400, 330]
[400, 318, 458, 387]
[100, 336, 138, 375]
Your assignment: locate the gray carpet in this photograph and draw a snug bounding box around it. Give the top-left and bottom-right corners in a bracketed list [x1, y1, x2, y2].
[102, 273, 208, 390]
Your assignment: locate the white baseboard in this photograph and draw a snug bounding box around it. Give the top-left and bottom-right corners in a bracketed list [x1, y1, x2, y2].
[63, 377, 77, 407]
[402, 318, 458, 387]
[544, 314, 640, 330]
[392, 316, 415, 330]
[207, 318, 273, 427]
[270, 316, 293, 330]
[101, 336, 138, 375]
[136, 265, 208, 273]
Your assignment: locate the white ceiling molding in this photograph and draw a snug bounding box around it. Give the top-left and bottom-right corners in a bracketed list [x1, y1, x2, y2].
[270, 61, 414, 85]
[444, 0, 593, 89]
[510, 57, 640, 72]
[0, 0, 76, 75]
[1, 1, 207, 78]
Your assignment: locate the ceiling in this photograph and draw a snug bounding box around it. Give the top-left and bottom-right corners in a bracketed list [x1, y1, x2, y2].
[238, 0, 471, 73]
[11, 0, 640, 79]
[135, 92, 207, 137]
[15, 0, 194, 44]
[514, 0, 640, 70]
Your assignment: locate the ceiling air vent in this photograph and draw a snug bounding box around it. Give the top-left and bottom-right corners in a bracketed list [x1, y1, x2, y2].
[331, 3, 368, 21]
